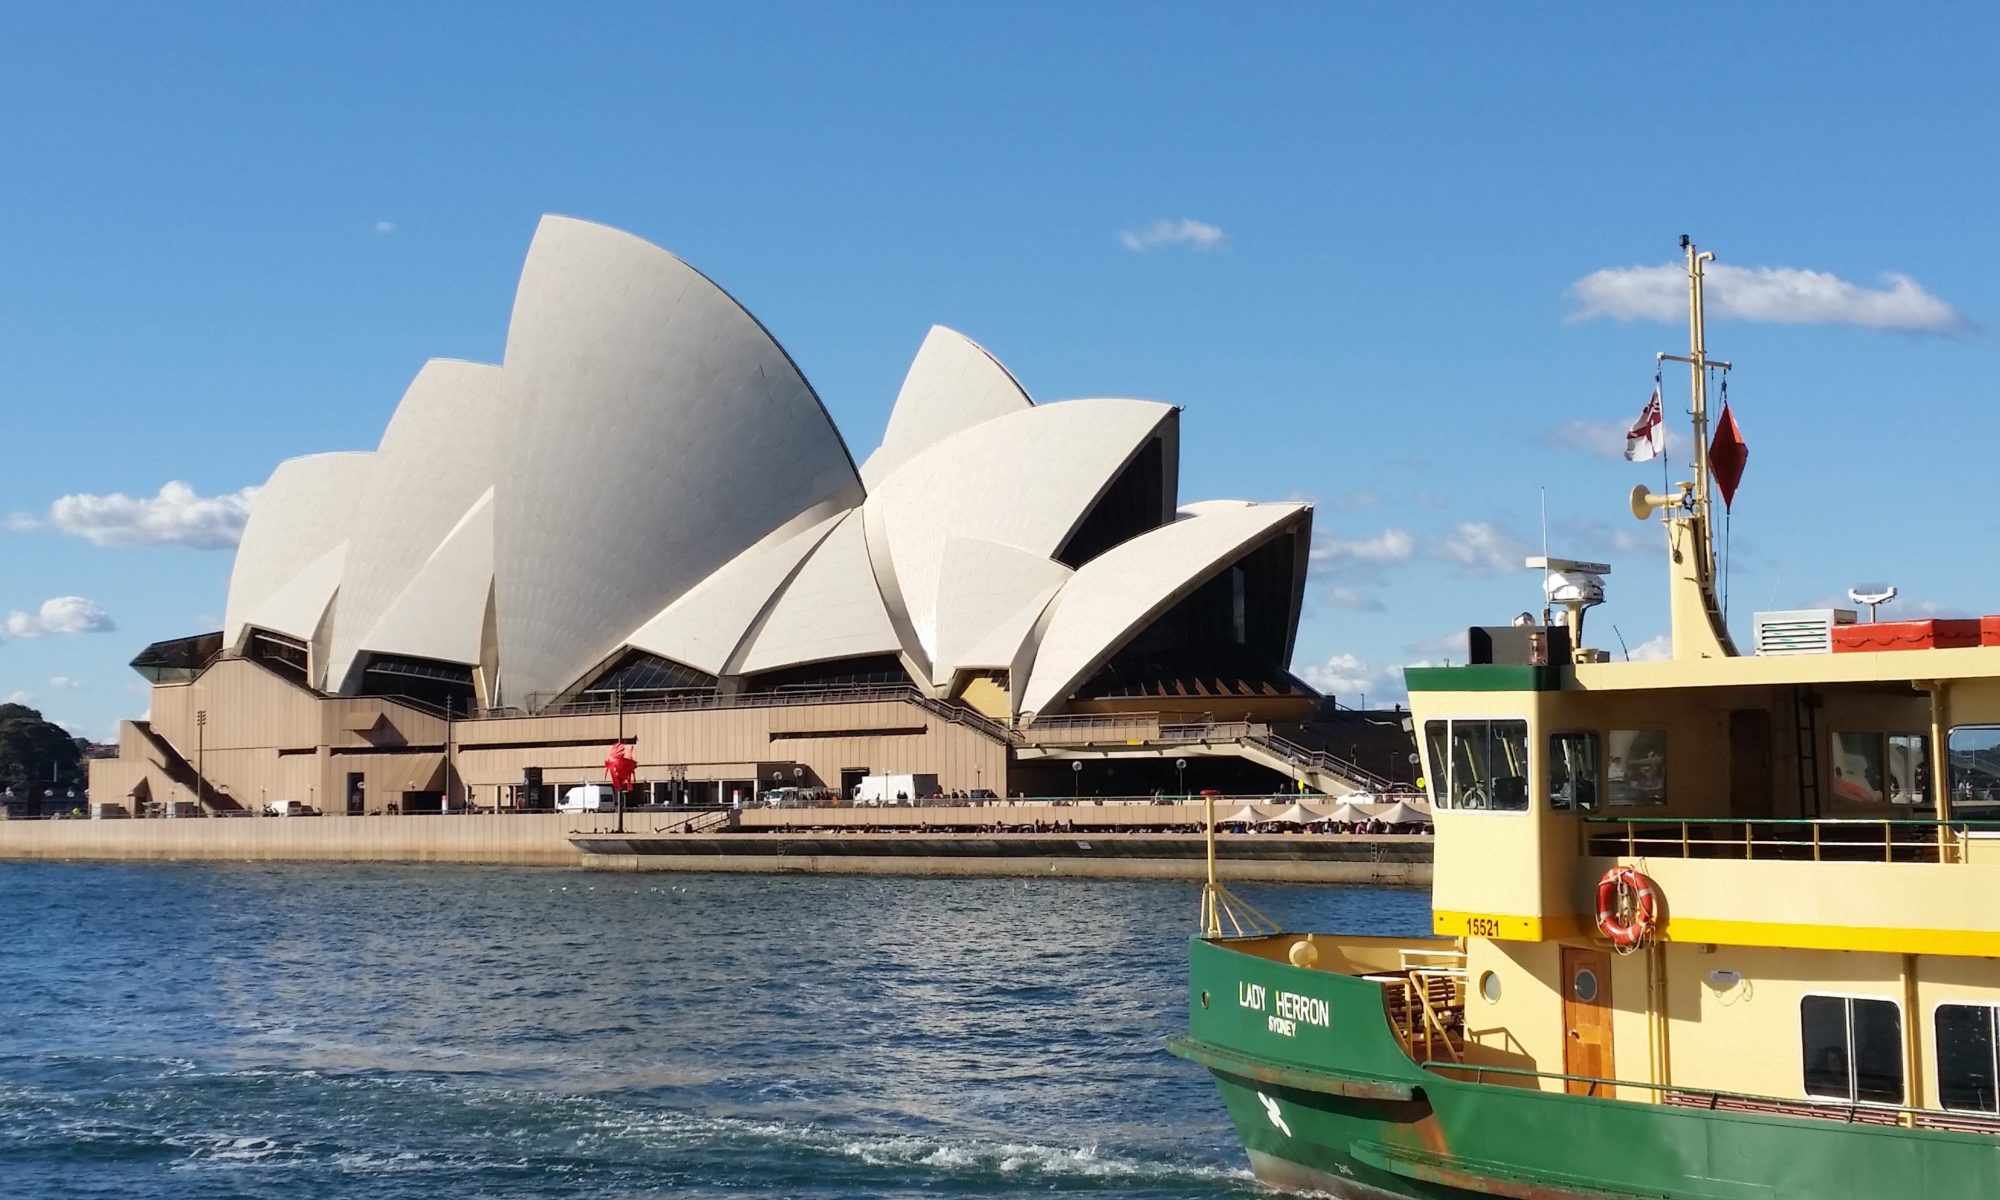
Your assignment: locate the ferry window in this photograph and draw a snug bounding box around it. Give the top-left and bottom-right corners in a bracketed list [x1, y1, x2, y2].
[1606, 730, 1667, 806]
[1801, 994, 1904, 1106]
[1936, 1004, 2000, 1113]
[1548, 732, 1600, 813]
[1424, 719, 1529, 811]
[1831, 732, 1929, 808]
[1946, 727, 2000, 818]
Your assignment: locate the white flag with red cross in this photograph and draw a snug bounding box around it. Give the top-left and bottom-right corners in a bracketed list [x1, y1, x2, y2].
[1624, 390, 1665, 462]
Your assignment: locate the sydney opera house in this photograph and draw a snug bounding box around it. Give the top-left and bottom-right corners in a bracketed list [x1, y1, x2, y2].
[91, 217, 1346, 815]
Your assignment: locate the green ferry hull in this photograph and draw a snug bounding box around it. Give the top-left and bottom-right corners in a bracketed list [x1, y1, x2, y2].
[1175, 936, 2000, 1199]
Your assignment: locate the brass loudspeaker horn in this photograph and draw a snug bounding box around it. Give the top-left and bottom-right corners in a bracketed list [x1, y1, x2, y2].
[1630, 484, 1679, 522]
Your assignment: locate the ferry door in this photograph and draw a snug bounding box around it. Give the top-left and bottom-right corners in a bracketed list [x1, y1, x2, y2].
[1560, 947, 1615, 1095]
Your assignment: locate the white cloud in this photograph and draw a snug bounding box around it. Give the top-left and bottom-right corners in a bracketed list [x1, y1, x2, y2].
[5, 512, 41, 533]
[1324, 586, 1385, 612]
[27, 481, 259, 549]
[5, 690, 32, 705]
[1555, 515, 1664, 562]
[1119, 218, 1226, 252]
[1569, 261, 1963, 333]
[1312, 528, 1415, 566]
[374, 220, 397, 234]
[1297, 651, 1430, 706]
[1539, 419, 1631, 462]
[1300, 652, 1376, 695]
[1430, 522, 1532, 577]
[49, 676, 82, 689]
[1408, 630, 1470, 663]
[5, 597, 115, 638]
[1624, 634, 1673, 661]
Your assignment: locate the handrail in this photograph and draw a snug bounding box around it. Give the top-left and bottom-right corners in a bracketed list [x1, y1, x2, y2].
[472, 684, 1018, 744]
[1418, 1059, 1958, 1123]
[1580, 814, 2000, 864]
[1586, 816, 2000, 828]
[1247, 732, 1396, 791]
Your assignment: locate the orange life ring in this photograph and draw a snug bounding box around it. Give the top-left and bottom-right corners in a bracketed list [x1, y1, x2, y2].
[1595, 865, 1659, 949]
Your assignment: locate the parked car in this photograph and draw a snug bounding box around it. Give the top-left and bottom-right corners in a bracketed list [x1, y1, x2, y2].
[262, 799, 320, 816]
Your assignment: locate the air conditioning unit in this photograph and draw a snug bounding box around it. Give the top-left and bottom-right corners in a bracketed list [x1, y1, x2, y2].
[1753, 609, 1857, 656]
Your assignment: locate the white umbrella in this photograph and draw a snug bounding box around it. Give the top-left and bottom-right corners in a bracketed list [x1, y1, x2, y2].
[1322, 801, 1373, 825]
[1221, 804, 1267, 825]
[1372, 799, 1431, 826]
[1271, 801, 1328, 825]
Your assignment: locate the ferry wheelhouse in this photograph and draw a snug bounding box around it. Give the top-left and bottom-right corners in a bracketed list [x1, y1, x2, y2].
[1172, 239, 2000, 1198]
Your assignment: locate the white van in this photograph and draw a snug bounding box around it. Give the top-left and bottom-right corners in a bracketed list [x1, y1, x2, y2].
[558, 784, 617, 813]
[854, 773, 940, 806]
[262, 799, 319, 817]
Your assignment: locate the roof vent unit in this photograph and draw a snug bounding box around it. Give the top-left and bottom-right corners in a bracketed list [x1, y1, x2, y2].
[1753, 608, 1856, 656]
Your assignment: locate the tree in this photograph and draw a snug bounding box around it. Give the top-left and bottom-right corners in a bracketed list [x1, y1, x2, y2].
[0, 703, 84, 795]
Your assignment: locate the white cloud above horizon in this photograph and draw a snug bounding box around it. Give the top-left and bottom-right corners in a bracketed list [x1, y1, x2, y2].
[1624, 633, 1673, 661]
[1539, 418, 1632, 462]
[1430, 521, 1532, 577]
[14, 481, 259, 549]
[1312, 528, 1415, 565]
[1119, 218, 1226, 252]
[5, 597, 115, 639]
[1324, 586, 1385, 613]
[1568, 261, 1964, 333]
[374, 220, 396, 234]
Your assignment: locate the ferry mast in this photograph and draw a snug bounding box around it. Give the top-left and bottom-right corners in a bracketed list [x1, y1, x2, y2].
[1633, 235, 1737, 660]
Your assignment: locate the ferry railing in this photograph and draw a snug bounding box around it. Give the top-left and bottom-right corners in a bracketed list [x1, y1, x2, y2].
[1417, 1061, 2000, 1132]
[1579, 816, 2000, 865]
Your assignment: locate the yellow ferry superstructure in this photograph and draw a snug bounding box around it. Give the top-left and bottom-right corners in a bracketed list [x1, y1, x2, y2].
[1172, 238, 2000, 1198]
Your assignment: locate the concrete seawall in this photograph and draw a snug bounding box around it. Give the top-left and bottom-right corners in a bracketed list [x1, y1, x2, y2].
[0, 811, 1431, 884]
[576, 832, 1430, 884]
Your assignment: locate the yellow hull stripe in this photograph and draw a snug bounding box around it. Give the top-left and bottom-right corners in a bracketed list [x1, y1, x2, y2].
[1435, 909, 2000, 957]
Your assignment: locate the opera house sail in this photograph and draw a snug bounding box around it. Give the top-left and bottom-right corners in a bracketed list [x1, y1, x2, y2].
[96, 216, 1331, 816]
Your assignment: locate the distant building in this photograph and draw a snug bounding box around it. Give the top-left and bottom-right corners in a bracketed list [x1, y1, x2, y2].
[93, 217, 1327, 815]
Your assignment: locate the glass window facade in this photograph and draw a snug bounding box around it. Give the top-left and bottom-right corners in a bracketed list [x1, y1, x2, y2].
[1423, 719, 1529, 811]
[1549, 731, 1600, 813]
[1937, 1003, 2000, 1114]
[1801, 994, 1903, 1106]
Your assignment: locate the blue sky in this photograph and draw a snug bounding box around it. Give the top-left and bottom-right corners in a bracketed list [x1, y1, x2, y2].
[4, 3, 1998, 737]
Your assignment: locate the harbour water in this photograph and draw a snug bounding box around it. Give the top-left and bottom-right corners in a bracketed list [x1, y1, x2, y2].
[0, 863, 1427, 1198]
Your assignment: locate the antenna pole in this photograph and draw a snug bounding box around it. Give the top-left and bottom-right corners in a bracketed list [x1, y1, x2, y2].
[1657, 236, 1733, 631]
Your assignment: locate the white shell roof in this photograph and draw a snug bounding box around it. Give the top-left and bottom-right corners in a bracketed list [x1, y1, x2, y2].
[859, 326, 1033, 489]
[206, 216, 1308, 718]
[242, 541, 348, 687]
[736, 509, 902, 674]
[861, 398, 1176, 662]
[325, 359, 500, 691]
[929, 537, 1071, 686]
[223, 451, 374, 648]
[346, 488, 494, 669]
[624, 510, 844, 676]
[491, 215, 864, 704]
[1017, 502, 1311, 717]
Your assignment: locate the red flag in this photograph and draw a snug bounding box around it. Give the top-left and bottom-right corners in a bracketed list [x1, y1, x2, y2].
[1709, 404, 1748, 510]
[1624, 390, 1664, 462]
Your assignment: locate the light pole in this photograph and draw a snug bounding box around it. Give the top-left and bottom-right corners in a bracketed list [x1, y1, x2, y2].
[1177, 758, 1187, 802]
[1071, 759, 1082, 800]
[194, 709, 208, 817]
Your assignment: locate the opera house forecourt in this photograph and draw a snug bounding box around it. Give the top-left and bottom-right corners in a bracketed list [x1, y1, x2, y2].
[88, 216, 1357, 819]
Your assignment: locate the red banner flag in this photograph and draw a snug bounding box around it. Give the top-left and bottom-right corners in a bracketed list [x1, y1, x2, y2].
[1709, 404, 1748, 510]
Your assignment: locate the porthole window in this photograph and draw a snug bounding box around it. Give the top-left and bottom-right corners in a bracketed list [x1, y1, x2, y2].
[1574, 968, 1600, 1004]
[1480, 971, 1502, 1004]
